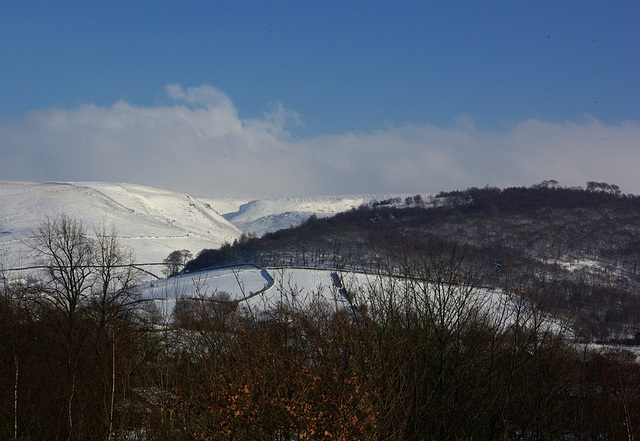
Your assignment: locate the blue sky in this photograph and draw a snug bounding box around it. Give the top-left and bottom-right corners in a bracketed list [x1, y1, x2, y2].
[1, 1, 639, 197]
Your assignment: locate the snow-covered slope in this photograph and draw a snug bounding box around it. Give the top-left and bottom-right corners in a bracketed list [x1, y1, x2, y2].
[0, 180, 424, 269]
[216, 195, 414, 237]
[0, 181, 243, 267]
[140, 266, 573, 339]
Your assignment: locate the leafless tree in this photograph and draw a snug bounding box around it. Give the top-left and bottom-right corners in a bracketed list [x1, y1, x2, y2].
[91, 225, 140, 440]
[30, 215, 94, 323]
[25, 215, 143, 440]
[29, 215, 95, 439]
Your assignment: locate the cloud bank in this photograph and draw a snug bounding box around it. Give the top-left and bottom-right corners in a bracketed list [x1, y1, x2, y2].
[2, 84, 639, 197]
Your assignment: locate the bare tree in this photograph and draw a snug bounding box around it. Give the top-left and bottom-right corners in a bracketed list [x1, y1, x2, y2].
[31, 215, 94, 322]
[27, 215, 142, 440]
[0, 264, 28, 441]
[29, 215, 95, 439]
[92, 225, 139, 324]
[91, 225, 140, 440]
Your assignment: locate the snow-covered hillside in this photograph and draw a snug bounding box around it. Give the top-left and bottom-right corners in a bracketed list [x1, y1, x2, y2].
[0, 181, 243, 267]
[140, 266, 573, 339]
[0, 180, 422, 269]
[213, 194, 416, 237]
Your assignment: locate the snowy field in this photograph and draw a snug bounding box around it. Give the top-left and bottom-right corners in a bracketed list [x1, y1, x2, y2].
[138, 265, 573, 339]
[139, 266, 349, 322]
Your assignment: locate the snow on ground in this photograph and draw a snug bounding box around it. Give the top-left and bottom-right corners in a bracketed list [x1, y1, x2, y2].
[139, 267, 347, 321]
[0, 180, 426, 268]
[199, 196, 253, 219]
[241, 267, 348, 312]
[543, 256, 633, 280]
[141, 266, 271, 302]
[218, 194, 421, 237]
[139, 266, 572, 338]
[0, 181, 242, 267]
[337, 270, 572, 336]
[139, 265, 271, 321]
[548, 257, 605, 272]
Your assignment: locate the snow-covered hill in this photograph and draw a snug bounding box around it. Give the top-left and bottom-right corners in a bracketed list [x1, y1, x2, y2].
[0, 181, 243, 267]
[212, 194, 416, 237]
[0, 181, 422, 269]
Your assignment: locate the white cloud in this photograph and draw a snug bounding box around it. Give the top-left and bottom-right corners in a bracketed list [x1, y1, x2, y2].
[164, 83, 234, 110]
[297, 118, 640, 195]
[1, 84, 639, 197]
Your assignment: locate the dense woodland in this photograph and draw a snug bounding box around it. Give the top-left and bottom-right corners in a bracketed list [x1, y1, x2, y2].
[187, 183, 640, 343]
[1, 183, 640, 440]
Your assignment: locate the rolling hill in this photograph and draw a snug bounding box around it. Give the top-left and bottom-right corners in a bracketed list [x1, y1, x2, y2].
[0, 181, 243, 267]
[0, 180, 408, 269]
